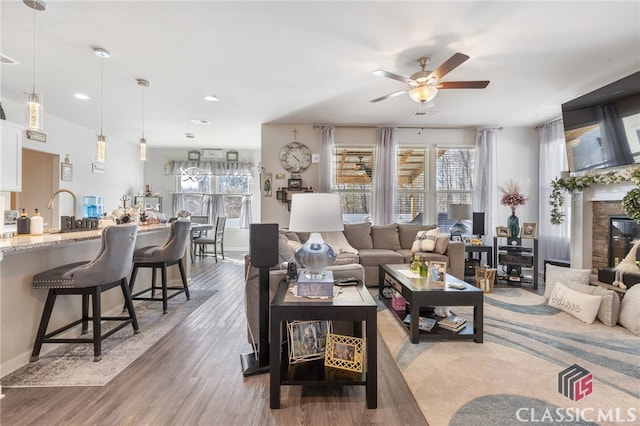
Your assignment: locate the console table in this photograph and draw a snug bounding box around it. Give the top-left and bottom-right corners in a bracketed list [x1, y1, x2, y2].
[269, 279, 377, 409]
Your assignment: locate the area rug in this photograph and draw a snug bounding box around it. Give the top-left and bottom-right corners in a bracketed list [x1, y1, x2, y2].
[377, 288, 640, 426]
[1, 289, 216, 388]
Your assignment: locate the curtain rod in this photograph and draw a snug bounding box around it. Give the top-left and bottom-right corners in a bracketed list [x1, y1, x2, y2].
[312, 124, 503, 131]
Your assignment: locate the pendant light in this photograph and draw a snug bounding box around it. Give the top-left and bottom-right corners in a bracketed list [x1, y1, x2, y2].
[23, 0, 46, 131]
[137, 78, 149, 161]
[94, 47, 110, 163]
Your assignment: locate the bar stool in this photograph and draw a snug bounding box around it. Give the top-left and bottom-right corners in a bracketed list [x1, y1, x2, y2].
[129, 220, 190, 314]
[30, 223, 139, 362]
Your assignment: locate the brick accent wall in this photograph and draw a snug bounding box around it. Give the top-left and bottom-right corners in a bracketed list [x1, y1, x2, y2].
[592, 201, 625, 272]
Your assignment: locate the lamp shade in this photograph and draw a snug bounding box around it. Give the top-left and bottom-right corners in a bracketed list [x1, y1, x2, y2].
[448, 204, 472, 221]
[288, 193, 344, 232]
[408, 85, 438, 103]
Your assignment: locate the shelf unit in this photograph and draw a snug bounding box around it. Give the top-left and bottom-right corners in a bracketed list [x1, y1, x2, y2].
[493, 237, 538, 289]
[134, 195, 162, 212]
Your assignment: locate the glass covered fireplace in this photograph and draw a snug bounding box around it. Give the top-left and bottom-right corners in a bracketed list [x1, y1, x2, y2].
[609, 215, 640, 266]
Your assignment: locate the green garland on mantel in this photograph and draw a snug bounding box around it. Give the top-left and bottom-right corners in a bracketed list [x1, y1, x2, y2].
[550, 166, 640, 225]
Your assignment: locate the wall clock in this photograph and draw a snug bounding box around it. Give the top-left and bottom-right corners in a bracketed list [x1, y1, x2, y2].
[279, 141, 311, 173]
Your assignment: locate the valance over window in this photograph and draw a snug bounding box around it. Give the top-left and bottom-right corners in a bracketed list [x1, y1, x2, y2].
[167, 161, 254, 176]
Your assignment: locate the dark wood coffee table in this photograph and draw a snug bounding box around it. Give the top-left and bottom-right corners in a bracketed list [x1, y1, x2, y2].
[379, 264, 483, 344]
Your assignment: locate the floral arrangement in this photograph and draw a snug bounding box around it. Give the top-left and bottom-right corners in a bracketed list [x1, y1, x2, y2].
[499, 180, 528, 213]
[549, 166, 640, 225]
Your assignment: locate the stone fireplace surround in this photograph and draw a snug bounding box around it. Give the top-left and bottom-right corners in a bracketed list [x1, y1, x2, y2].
[570, 182, 635, 274]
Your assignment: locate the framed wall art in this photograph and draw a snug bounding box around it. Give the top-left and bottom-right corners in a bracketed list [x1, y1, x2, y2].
[262, 173, 272, 197]
[520, 222, 537, 239]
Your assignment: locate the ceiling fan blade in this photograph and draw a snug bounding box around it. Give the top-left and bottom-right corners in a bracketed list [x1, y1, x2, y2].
[437, 81, 490, 89]
[372, 69, 411, 84]
[429, 52, 470, 81]
[370, 89, 409, 103]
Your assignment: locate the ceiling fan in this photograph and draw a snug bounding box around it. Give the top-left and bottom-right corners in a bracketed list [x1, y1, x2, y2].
[370, 52, 489, 104]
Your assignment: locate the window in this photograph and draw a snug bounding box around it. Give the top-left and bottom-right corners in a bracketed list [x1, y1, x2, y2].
[435, 147, 475, 232]
[177, 173, 250, 227]
[332, 147, 374, 223]
[395, 147, 427, 224]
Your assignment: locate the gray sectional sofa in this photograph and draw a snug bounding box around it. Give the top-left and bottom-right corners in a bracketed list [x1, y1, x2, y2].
[279, 222, 465, 286]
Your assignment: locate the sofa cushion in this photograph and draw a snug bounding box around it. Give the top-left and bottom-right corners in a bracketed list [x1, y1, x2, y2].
[371, 225, 401, 250]
[434, 236, 449, 255]
[278, 234, 295, 263]
[618, 284, 640, 335]
[343, 223, 373, 249]
[398, 224, 436, 249]
[322, 231, 359, 254]
[548, 281, 601, 324]
[411, 228, 439, 252]
[281, 230, 301, 243]
[333, 252, 359, 265]
[357, 249, 403, 266]
[544, 264, 591, 299]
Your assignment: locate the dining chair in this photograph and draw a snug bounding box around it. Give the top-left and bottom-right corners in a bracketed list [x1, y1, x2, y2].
[194, 216, 226, 262]
[190, 215, 210, 262]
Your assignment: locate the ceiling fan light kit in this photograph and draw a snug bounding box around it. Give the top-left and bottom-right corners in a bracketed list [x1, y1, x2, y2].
[371, 52, 489, 104]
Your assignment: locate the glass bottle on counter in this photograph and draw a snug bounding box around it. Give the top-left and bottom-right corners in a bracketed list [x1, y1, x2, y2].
[31, 209, 44, 235]
[17, 208, 31, 234]
[410, 255, 421, 273]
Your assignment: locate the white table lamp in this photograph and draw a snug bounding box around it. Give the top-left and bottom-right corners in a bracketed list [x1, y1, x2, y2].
[288, 193, 344, 278]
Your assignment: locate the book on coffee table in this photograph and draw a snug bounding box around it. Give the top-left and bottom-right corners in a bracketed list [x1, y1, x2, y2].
[403, 314, 437, 332]
[437, 315, 467, 332]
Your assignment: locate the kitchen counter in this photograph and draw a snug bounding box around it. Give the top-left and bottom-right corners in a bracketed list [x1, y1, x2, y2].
[0, 222, 186, 385]
[0, 223, 170, 254]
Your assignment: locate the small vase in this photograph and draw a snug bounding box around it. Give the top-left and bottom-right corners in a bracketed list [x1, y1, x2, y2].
[507, 211, 520, 238]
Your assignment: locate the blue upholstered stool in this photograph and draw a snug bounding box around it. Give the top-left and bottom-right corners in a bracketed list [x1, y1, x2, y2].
[31, 224, 139, 362]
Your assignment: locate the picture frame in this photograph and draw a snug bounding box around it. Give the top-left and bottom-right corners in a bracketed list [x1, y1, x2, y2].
[188, 150, 201, 161]
[287, 320, 332, 364]
[262, 172, 272, 197]
[496, 226, 511, 238]
[61, 162, 73, 181]
[324, 333, 364, 373]
[288, 178, 302, 190]
[429, 261, 447, 283]
[226, 150, 239, 162]
[276, 190, 284, 201]
[520, 222, 537, 239]
[451, 235, 462, 242]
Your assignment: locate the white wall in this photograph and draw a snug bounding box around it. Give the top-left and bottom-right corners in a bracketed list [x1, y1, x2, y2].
[1, 98, 144, 222]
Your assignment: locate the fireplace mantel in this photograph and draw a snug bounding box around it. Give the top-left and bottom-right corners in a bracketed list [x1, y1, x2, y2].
[571, 182, 634, 271]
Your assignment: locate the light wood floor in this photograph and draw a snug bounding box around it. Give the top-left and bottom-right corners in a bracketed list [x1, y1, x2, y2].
[0, 254, 428, 426]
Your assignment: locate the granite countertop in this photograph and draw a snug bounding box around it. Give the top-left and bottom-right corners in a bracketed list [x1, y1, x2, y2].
[0, 223, 170, 254]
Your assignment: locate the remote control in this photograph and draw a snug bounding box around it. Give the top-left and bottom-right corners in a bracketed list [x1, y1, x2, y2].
[334, 277, 359, 286]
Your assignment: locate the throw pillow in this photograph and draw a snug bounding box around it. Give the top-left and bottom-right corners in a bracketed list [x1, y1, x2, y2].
[321, 231, 359, 254]
[548, 281, 602, 324]
[278, 234, 295, 263]
[591, 286, 621, 327]
[544, 265, 591, 299]
[618, 284, 640, 335]
[397, 224, 437, 249]
[434, 236, 449, 255]
[411, 228, 439, 253]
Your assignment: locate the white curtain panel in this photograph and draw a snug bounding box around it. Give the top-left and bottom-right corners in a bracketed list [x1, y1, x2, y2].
[473, 128, 498, 244]
[317, 126, 335, 193]
[239, 194, 252, 229]
[373, 127, 398, 225]
[538, 119, 570, 273]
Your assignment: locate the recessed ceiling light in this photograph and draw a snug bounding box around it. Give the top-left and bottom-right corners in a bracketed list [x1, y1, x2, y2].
[190, 119, 209, 124]
[93, 47, 111, 58]
[204, 95, 219, 102]
[185, 133, 195, 139]
[74, 93, 90, 100]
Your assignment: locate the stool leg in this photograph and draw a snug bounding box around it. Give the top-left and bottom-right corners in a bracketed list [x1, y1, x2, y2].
[178, 259, 190, 300]
[30, 290, 57, 362]
[120, 278, 139, 333]
[81, 293, 89, 334]
[161, 264, 169, 314]
[151, 267, 158, 297]
[220, 240, 224, 260]
[129, 265, 139, 294]
[92, 287, 102, 362]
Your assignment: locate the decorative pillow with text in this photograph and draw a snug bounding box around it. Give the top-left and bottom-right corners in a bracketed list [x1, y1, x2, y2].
[548, 281, 602, 324]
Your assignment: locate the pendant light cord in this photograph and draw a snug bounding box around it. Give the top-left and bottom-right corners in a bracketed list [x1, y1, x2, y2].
[100, 57, 104, 135]
[32, 6, 36, 93]
[141, 84, 145, 139]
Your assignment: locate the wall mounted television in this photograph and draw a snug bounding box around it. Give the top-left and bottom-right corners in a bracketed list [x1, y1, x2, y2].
[561, 71, 640, 172]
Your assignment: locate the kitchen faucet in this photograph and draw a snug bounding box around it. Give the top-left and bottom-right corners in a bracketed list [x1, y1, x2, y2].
[47, 189, 78, 218]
